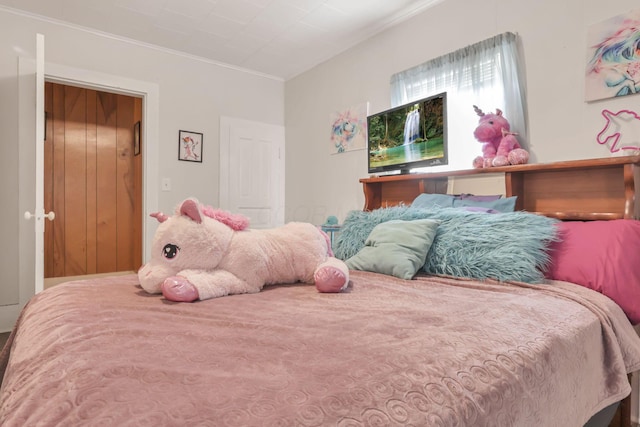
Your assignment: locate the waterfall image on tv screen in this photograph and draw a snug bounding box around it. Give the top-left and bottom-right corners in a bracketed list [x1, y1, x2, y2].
[367, 92, 447, 174]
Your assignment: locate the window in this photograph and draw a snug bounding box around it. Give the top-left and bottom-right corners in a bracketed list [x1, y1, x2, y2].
[390, 32, 527, 172]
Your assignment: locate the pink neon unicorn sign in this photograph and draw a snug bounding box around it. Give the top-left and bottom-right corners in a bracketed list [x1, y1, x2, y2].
[596, 109, 640, 154]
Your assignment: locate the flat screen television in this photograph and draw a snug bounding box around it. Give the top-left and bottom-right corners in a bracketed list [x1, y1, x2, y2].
[367, 92, 448, 175]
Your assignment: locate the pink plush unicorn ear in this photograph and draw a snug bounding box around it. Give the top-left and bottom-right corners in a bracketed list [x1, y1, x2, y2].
[179, 199, 203, 224]
[201, 206, 249, 231]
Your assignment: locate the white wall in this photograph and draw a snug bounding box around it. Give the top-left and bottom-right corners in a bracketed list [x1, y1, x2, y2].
[284, 0, 640, 224]
[0, 7, 284, 322]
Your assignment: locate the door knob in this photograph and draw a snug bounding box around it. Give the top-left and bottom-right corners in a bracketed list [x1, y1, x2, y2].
[24, 211, 56, 221]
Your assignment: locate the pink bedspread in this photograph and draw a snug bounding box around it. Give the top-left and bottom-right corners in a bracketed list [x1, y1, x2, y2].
[0, 272, 639, 426]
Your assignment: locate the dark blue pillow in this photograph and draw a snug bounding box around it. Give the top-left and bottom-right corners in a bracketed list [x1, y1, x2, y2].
[452, 196, 517, 213]
[411, 193, 455, 209]
[411, 193, 514, 212]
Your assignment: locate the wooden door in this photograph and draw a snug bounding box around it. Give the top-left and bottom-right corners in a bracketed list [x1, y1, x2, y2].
[43, 82, 143, 278]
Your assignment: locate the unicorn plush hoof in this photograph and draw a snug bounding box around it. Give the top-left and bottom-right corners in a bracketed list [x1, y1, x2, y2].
[314, 258, 350, 293]
[161, 276, 199, 302]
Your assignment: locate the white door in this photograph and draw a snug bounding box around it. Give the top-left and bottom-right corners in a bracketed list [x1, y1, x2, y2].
[32, 33, 50, 294]
[21, 33, 49, 296]
[219, 117, 285, 229]
[8, 33, 49, 333]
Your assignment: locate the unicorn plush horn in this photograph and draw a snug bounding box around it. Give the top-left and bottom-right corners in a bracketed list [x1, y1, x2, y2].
[150, 212, 169, 223]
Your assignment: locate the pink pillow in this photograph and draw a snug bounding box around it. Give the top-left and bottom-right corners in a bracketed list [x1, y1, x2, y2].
[546, 220, 640, 324]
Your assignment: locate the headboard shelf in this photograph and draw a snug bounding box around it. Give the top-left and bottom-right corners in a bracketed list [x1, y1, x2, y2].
[360, 155, 640, 220]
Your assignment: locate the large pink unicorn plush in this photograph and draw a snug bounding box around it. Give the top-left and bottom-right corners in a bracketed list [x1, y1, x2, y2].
[138, 198, 350, 302]
[472, 105, 529, 168]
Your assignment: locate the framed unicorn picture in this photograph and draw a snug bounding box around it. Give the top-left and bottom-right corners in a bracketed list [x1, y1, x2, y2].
[178, 130, 203, 163]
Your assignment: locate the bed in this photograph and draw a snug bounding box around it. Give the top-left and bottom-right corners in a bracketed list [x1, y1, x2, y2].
[1, 156, 640, 427]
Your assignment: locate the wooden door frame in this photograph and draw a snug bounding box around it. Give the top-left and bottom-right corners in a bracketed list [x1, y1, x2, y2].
[44, 63, 159, 263]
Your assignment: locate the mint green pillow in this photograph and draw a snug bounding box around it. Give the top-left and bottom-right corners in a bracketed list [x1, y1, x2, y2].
[345, 219, 440, 279]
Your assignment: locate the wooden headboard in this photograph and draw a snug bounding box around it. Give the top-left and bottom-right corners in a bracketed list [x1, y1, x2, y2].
[360, 156, 640, 220]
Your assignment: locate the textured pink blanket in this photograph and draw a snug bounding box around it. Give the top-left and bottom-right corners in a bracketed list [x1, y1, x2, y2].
[0, 272, 639, 426]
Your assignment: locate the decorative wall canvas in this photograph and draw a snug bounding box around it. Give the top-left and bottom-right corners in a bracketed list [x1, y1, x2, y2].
[585, 8, 640, 102]
[179, 130, 203, 163]
[329, 102, 368, 154]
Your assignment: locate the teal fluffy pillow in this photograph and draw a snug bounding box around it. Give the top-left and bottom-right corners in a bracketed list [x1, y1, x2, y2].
[334, 206, 559, 283]
[346, 219, 440, 279]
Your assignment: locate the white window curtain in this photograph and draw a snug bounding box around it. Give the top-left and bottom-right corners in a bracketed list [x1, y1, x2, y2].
[390, 32, 527, 172]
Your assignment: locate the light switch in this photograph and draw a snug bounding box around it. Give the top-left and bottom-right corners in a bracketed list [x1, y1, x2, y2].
[161, 178, 171, 191]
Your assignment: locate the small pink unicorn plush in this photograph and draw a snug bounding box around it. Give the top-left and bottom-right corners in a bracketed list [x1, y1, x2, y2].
[472, 105, 529, 168]
[138, 198, 349, 302]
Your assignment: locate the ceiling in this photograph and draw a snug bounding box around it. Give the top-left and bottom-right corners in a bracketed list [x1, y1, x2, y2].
[0, 0, 444, 80]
